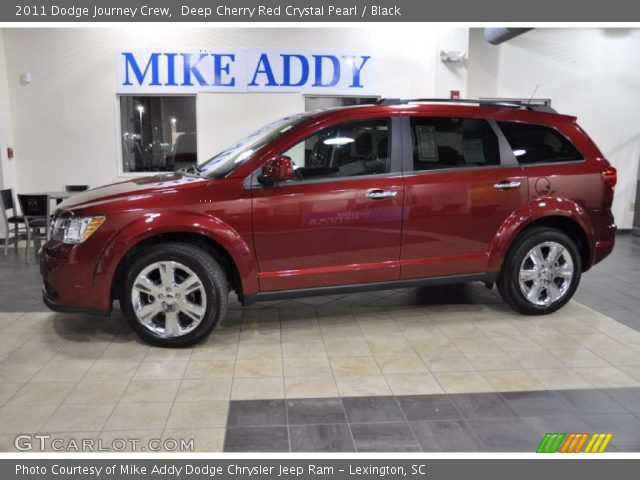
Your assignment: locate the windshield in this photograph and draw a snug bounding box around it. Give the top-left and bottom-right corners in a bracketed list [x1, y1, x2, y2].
[194, 114, 311, 178]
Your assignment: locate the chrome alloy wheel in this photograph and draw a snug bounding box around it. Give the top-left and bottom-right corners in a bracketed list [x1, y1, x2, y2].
[518, 241, 574, 307]
[131, 261, 207, 338]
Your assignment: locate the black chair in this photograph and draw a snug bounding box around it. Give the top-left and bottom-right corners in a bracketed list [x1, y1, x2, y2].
[17, 194, 50, 263]
[1, 188, 26, 256]
[64, 185, 89, 192]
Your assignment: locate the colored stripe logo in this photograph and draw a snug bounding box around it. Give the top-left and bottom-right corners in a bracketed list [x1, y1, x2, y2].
[537, 433, 612, 453]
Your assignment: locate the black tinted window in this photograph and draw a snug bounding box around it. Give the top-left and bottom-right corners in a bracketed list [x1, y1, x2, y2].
[283, 119, 391, 181]
[410, 117, 500, 171]
[498, 122, 583, 164]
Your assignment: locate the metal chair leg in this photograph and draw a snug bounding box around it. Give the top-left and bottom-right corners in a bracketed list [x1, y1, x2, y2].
[25, 227, 31, 263]
[14, 224, 18, 253]
[3, 223, 8, 256]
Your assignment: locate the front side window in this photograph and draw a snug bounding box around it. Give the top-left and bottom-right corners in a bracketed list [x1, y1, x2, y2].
[498, 122, 583, 164]
[282, 118, 391, 181]
[120, 96, 197, 173]
[198, 114, 308, 178]
[410, 117, 500, 171]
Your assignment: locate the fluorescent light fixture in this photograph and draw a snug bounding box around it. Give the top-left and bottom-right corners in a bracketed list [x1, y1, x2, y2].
[324, 137, 355, 146]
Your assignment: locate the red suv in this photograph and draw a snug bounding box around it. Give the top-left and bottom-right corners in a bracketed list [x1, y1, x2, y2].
[41, 99, 617, 347]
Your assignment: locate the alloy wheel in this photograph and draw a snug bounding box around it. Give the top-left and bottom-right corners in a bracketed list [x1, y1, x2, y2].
[131, 261, 207, 338]
[518, 241, 574, 307]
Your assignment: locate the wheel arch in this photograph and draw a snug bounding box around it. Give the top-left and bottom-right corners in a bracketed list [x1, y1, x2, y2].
[100, 213, 258, 307]
[489, 200, 594, 273]
[111, 231, 246, 304]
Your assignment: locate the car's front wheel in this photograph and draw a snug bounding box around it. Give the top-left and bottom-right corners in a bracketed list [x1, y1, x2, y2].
[498, 227, 581, 315]
[121, 242, 227, 347]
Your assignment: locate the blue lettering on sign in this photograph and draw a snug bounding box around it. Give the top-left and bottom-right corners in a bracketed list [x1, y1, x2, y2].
[119, 50, 373, 92]
[312, 55, 340, 87]
[248, 53, 279, 87]
[343, 55, 370, 88]
[165, 53, 178, 86]
[181, 53, 209, 86]
[122, 52, 161, 86]
[281, 54, 309, 87]
[213, 54, 235, 87]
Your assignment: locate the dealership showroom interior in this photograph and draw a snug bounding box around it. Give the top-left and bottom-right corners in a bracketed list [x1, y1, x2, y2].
[0, 26, 639, 453]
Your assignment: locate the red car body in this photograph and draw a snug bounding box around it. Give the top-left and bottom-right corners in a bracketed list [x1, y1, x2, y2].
[41, 102, 616, 315]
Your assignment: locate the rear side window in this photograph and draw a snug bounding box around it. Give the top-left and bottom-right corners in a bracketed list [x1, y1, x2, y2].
[498, 122, 583, 164]
[410, 117, 500, 171]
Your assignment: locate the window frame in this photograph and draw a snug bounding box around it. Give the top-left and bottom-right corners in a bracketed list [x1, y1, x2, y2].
[496, 120, 586, 167]
[399, 115, 518, 176]
[246, 116, 403, 188]
[116, 93, 198, 178]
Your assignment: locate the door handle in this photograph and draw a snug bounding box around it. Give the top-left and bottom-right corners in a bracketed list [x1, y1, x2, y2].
[493, 180, 522, 190]
[365, 189, 398, 200]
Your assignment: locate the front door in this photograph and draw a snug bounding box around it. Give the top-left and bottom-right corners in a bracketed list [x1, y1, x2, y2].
[400, 115, 528, 279]
[252, 117, 404, 292]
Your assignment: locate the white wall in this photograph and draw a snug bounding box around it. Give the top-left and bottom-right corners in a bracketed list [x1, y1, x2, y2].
[468, 28, 640, 229]
[198, 93, 304, 161]
[2, 27, 637, 229]
[0, 26, 468, 196]
[0, 30, 17, 237]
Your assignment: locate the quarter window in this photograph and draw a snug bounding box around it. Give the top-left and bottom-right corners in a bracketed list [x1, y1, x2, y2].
[120, 95, 197, 173]
[282, 119, 391, 181]
[410, 117, 500, 171]
[498, 122, 583, 164]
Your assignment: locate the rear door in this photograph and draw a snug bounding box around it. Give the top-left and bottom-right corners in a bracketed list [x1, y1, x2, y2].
[252, 116, 405, 291]
[399, 114, 528, 279]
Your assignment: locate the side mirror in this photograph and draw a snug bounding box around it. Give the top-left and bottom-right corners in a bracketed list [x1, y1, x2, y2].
[259, 156, 294, 185]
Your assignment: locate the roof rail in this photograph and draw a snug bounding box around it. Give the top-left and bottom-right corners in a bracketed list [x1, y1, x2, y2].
[377, 97, 556, 113]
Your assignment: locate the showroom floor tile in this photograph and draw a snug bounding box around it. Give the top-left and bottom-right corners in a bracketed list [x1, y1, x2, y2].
[0, 235, 640, 451]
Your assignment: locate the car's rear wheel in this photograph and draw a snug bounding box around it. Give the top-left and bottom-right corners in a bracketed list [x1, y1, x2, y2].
[121, 242, 227, 347]
[498, 227, 581, 315]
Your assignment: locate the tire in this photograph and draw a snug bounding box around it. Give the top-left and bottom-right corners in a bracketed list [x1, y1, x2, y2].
[121, 242, 228, 347]
[497, 227, 581, 315]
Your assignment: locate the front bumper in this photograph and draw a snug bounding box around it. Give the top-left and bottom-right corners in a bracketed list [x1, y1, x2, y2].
[40, 240, 113, 314]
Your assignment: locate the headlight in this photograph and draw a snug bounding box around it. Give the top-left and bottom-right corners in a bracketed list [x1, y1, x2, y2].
[51, 216, 106, 244]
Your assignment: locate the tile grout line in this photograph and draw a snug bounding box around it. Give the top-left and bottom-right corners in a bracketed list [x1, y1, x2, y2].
[96, 333, 152, 441]
[158, 344, 197, 443]
[277, 308, 292, 453]
[5, 315, 98, 435]
[222, 310, 249, 452]
[315, 305, 340, 404]
[392, 394, 423, 452]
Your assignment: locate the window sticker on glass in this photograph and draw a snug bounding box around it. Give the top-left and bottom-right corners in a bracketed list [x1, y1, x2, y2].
[415, 125, 437, 161]
[462, 138, 485, 164]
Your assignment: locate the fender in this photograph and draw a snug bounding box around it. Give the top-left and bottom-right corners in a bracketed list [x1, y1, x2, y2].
[92, 210, 259, 309]
[487, 197, 595, 272]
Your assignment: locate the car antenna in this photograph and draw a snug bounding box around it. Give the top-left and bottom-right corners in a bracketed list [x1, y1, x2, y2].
[527, 83, 540, 105]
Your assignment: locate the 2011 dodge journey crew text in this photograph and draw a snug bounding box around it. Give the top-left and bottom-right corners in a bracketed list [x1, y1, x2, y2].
[41, 99, 617, 347]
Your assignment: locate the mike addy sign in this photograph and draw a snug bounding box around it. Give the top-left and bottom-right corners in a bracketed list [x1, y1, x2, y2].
[117, 49, 374, 94]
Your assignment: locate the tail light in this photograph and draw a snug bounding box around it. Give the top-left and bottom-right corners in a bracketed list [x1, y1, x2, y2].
[601, 166, 617, 188]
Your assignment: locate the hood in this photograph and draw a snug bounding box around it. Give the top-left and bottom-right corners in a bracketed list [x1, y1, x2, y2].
[56, 173, 208, 213]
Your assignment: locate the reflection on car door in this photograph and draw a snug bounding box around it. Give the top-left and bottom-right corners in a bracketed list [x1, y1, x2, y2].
[400, 115, 528, 279]
[252, 117, 405, 292]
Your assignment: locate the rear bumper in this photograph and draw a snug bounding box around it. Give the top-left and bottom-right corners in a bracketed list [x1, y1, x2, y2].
[592, 215, 616, 266]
